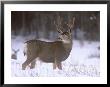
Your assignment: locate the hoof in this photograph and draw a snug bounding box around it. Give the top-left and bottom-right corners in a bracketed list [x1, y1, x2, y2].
[30, 66, 35, 69]
[22, 64, 26, 70]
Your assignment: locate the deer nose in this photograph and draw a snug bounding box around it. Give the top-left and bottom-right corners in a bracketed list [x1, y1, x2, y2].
[61, 32, 69, 35]
[58, 37, 62, 40]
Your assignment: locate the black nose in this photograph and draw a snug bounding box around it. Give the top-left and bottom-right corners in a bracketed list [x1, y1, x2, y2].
[61, 32, 68, 35]
[58, 37, 62, 40]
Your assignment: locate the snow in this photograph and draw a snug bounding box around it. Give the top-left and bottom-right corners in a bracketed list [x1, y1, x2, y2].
[11, 36, 100, 77]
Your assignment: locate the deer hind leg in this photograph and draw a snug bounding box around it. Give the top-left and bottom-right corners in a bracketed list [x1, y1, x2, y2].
[30, 59, 36, 69]
[57, 62, 62, 70]
[22, 58, 35, 70]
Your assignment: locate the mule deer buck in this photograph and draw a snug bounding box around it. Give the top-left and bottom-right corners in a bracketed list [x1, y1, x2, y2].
[11, 49, 19, 60]
[22, 16, 75, 70]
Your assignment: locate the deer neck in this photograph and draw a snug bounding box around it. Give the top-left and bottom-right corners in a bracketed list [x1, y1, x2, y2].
[62, 40, 72, 51]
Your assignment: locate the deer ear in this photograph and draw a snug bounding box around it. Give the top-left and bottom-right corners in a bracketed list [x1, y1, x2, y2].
[17, 49, 19, 52]
[12, 49, 15, 52]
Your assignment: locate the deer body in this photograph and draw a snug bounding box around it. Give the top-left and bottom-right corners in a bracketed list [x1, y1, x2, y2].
[25, 40, 72, 63]
[22, 16, 75, 70]
[22, 39, 72, 70]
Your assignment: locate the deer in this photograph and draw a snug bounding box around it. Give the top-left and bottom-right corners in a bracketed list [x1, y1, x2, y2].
[11, 49, 19, 60]
[22, 16, 75, 70]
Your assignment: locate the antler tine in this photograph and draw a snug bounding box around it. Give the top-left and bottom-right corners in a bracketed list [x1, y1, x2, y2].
[66, 17, 75, 33]
[54, 20, 61, 33]
[58, 16, 62, 25]
[54, 15, 63, 33]
[72, 17, 75, 26]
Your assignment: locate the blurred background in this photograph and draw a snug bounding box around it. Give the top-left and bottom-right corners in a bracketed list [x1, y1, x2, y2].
[11, 11, 100, 42]
[11, 11, 100, 77]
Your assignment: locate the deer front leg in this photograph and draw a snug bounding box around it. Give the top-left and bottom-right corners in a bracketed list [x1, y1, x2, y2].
[53, 63, 57, 69]
[57, 62, 62, 70]
[53, 59, 62, 70]
[53, 58, 57, 69]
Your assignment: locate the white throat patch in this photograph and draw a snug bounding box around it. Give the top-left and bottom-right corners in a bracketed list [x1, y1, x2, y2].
[62, 40, 71, 43]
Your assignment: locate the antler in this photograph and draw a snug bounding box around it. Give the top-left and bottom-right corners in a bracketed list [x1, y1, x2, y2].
[66, 17, 75, 33]
[67, 17, 75, 29]
[54, 16, 63, 33]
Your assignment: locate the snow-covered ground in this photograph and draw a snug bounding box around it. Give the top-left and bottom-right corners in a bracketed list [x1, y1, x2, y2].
[11, 36, 100, 77]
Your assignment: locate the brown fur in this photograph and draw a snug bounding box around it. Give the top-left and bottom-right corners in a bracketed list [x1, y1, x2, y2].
[22, 33, 72, 70]
[22, 17, 75, 70]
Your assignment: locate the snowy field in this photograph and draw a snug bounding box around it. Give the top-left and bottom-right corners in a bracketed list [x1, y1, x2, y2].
[11, 36, 100, 77]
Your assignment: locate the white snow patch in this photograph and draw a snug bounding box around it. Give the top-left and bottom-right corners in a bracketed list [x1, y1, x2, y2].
[11, 36, 100, 77]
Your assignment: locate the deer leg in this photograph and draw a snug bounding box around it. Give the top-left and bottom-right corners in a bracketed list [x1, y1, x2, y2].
[57, 62, 62, 70]
[53, 58, 57, 69]
[22, 61, 28, 70]
[53, 63, 57, 69]
[30, 59, 36, 69]
[22, 58, 35, 70]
